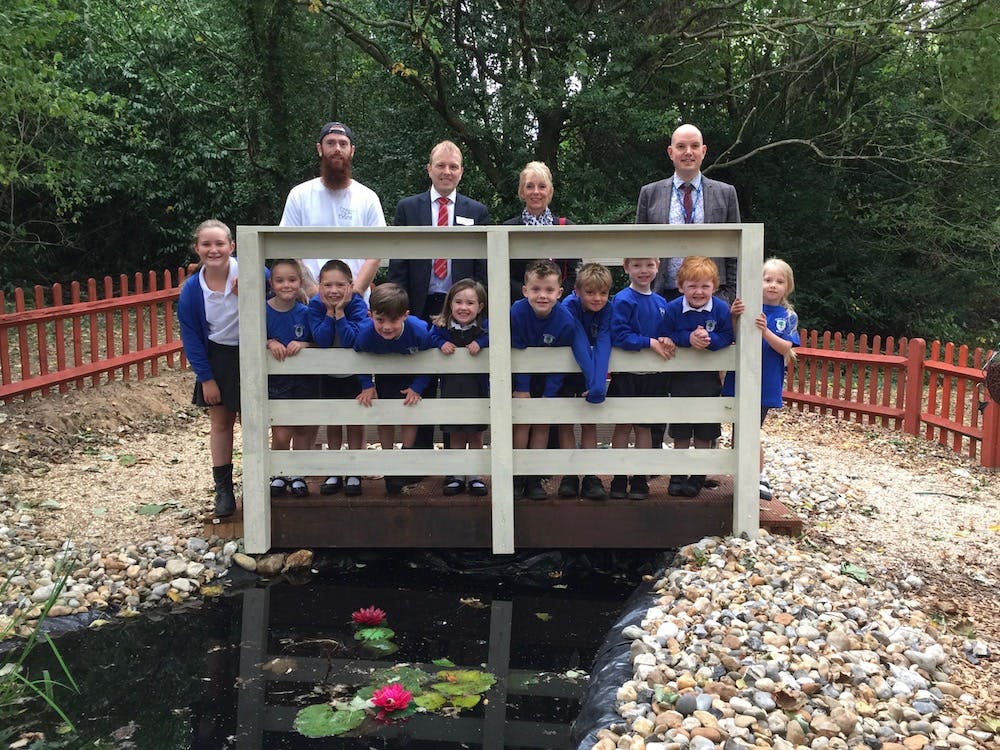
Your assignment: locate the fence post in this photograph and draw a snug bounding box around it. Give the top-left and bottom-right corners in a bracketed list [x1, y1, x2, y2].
[983, 399, 1000, 470]
[902, 337, 925, 435]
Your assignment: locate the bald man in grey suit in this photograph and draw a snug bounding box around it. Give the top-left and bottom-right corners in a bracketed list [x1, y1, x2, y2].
[635, 123, 740, 302]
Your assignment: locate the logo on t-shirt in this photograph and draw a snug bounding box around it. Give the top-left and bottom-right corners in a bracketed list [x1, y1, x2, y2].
[338, 206, 353, 222]
[542, 333, 555, 345]
[294, 324, 305, 339]
[776, 317, 787, 333]
[705, 320, 716, 332]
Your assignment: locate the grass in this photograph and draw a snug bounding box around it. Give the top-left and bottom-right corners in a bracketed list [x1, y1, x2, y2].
[0, 560, 80, 742]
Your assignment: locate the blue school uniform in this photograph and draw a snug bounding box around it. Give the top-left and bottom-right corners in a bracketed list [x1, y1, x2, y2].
[266, 301, 315, 400]
[430, 320, 490, 432]
[510, 299, 595, 397]
[722, 303, 800, 409]
[563, 293, 611, 403]
[336, 315, 435, 395]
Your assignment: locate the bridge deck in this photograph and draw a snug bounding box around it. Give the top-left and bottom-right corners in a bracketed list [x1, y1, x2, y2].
[209, 475, 802, 548]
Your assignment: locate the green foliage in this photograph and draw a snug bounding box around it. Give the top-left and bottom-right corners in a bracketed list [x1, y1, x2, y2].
[0, 563, 79, 740]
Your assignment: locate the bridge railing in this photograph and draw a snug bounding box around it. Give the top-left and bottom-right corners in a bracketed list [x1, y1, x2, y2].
[236, 224, 764, 553]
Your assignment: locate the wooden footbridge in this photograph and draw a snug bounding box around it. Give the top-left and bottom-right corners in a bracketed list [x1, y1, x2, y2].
[227, 224, 801, 554]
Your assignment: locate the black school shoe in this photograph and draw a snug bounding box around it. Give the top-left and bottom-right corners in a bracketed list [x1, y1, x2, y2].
[580, 475, 608, 500]
[270, 477, 288, 498]
[679, 474, 704, 498]
[344, 476, 363, 496]
[759, 478, 773, 501]
[558, 475, 580, 497]
[443, 476, 465, 496]
[320, 476, 342, 495]
[609, 475, 628, 499]
[524, 476, 548, 500]
[627, 475, 650, 501]
[513, 476, 527, 499]
[667, 475, 687, 496]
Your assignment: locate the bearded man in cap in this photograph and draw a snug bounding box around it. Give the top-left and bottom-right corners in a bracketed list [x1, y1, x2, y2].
[281, 122, 387, 299]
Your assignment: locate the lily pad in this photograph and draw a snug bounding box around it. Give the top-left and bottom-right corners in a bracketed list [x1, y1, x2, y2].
[293, 705, 365, 738]
[354, 626, 395, 642]
[432, 657, 456, 667]
[362, 639, 399, 655]
[535, 612, 552, 621]
[432, 669, 496, 695]
[368, 665, 433, 692]
[414, 691, 447, 711]
[449, 694, 481, 708]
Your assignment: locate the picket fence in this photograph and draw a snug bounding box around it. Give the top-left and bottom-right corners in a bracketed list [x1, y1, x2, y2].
[1, 268, 996, 468]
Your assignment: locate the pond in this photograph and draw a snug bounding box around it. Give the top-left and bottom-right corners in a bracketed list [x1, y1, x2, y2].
[18, 551, 662, 749]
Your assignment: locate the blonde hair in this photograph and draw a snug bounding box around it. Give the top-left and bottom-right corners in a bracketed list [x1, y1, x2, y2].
[518, 161, 554, 195]
[763, 258, 795, 312]
[575, 263, 613, 293]
[763, 257, 797, 363]
[675, 256, 719, 290]
[192, 219, 232, 244]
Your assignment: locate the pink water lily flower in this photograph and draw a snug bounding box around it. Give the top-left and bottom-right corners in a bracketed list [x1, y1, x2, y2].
[371, 682, 413, 717]
[351, 606, 387, 626]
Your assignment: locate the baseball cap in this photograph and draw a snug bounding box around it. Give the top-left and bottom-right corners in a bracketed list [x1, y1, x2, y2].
[318, 122, 354, 143]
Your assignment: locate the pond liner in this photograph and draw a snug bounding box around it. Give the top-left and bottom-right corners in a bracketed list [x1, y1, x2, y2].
[569, 552, 675, 749]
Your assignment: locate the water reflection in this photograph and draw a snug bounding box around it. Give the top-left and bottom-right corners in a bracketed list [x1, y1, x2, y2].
[20, 556, 642, 749]
[233, 571, 629, 749]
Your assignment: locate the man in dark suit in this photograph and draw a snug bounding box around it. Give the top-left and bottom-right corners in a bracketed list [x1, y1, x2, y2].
[389, 140, 489, 321]
[635, 123, 741, 302]
[389, 141, 489, 453]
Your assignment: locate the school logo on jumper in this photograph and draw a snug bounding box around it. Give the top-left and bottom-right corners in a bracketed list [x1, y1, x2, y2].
[407, 346, 419, 355]
[542, 333, 555, 345]
[659, 307, 666, 317]
[705, 320, 716, 332]
[294, 324, 304, 339]
[776, 318, 787, 333]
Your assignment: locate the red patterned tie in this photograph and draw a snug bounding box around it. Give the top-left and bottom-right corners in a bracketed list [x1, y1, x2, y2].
[433, 197, 449, 278]
[681, 183, 694, 223]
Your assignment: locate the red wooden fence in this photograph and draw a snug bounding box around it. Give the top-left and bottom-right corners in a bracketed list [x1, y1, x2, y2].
[1, 273, 997, 467]
[786, 331, 999, 468]
[0, 269, 188, 402]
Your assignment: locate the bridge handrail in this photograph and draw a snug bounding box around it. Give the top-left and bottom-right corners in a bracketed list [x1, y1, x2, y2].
[237, 224, 764, 553]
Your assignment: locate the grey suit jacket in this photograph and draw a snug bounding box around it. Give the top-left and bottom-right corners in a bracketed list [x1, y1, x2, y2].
[635, 175, 741, 301]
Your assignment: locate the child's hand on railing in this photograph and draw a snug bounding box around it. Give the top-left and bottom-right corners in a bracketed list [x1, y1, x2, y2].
[466, 341, 481, 356]
[689, 327, 711, 349]
[284, 340, 306, 357]
[650, 338, 675, 359]
[440, 341, 457, 354]
[730, 297, 745, 318]
[357, 387, 377, 406]
[266, 340, 287, 361]
[401, 387, 422, 405]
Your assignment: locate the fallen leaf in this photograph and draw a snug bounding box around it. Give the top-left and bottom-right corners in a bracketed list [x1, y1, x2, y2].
[38, 499, 63, 510]
[137, 503, 167, 515]
[535, 612, 552, 622]
[459, 597, 486, 609]
[118, 454, 138, 466]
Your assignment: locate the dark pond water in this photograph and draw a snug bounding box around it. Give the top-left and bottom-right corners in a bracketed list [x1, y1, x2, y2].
[18, 551, 661, 749]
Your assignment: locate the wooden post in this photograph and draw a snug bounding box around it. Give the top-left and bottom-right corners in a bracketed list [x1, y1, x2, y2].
[733, 224, 763, 539]
[238, 228, 271, 553]
[903, 338, 925, 436]
[486, 228, 515, 554]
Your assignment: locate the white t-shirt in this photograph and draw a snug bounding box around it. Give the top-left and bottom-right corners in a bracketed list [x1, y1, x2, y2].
[279, 177, 386, 293]
[200, 258, 240, 345]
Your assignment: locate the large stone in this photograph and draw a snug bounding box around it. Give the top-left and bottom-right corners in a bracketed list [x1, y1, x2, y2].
[256, 553, 285, 577]
[283, 549, 314, 571]
[232, 553, 256, 571]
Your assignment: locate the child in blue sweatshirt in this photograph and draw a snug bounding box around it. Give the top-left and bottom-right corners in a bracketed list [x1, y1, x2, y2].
[659, 255, 734, 498]
[334, 282, 434, 495]
[608, 257, 675, 500]
[557, 263, 613, 500]
[306, 259, 370, 497]
[511, 260, 596, 500]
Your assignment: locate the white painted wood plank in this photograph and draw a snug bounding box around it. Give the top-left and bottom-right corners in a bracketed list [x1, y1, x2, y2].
[269, 449, 491, 477]
[236, 228, 271, 553]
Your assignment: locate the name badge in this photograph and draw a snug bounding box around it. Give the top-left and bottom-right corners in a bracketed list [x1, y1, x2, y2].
[455, 216, 474, 226]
